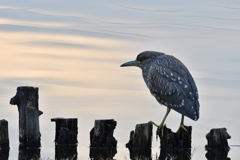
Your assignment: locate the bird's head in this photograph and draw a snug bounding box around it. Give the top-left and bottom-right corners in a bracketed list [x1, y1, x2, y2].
[120, 51, 165, 68]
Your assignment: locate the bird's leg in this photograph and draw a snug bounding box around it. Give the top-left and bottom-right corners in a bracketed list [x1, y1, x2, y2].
[149, 121, 159, 127]
[159, 107, 171, 128]
[177, 115, 188, 133]
[158, 107, 171, 136]
[149, 108, 171, 138]
[149, 108, 171, 127]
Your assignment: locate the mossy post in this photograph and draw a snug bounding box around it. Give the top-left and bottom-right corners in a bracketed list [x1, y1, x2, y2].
[10, 86, 42, 148]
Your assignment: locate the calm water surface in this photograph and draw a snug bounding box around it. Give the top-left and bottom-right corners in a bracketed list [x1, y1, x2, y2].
[1, 0, 240, 159]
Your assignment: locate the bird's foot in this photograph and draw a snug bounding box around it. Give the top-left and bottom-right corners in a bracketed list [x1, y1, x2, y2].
[148, 121, 158, 127]
[158, 123, 166, 139]
[148, 121, 165, 139]
[177, 124, 188, 133]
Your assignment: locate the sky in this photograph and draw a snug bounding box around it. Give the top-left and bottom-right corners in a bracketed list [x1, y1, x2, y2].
[0, 0, 240, 159]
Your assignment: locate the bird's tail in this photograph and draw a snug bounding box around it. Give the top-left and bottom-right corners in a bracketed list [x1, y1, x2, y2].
[185, 100, 200, 121]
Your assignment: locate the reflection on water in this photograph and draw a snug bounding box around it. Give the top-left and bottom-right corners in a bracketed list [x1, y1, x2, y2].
[127, 148, 231, 160]
[0, 147, 233, 160]
[159, 149, 191, 160]
[0, 149, 9, 160]
[0, 145, 77, 160]
[89, 147, 117, 160]
[128, 149, 152, 160]
[55, 145, 77, 160]
[205, 150, 230, 160]
[128, 149, 191, 160]
[18, 145, 40, 160]
[1, 0, 240, 159]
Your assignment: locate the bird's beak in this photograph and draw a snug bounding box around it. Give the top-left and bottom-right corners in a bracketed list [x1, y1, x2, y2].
[120, 60, 140, 67]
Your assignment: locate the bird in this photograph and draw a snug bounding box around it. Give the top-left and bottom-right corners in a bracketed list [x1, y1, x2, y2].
[120, 51, 199, 132]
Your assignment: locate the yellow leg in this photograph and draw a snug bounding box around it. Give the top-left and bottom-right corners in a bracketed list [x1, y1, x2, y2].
[159, 107, 171, 128]
[149, 108, 171, 137]
[177, 115, 188, 132]
[149, 107, 171, 128]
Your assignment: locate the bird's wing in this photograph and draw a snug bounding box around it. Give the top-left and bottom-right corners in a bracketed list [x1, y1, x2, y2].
[149, 63, 184, 105]
[147, 55, 199, 120]
[153, 55, 198, 100]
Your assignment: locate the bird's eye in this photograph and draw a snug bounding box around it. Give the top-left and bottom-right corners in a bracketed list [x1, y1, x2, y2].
[138, 58, 144, 62]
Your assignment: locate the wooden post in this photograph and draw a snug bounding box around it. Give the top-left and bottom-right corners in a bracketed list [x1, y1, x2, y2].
[25, 101, 42, 147]
[89, 119, 117, 159]
[10, 86, 42, 147]
[90, 119, 117, 148]
[126, 122, 152, 149]
[157, 125, 192, 150]
[205, 128, 231, 151]
[51, 118, 78, 145]
[0, 119, 9, 149]
[0, 119, 9, 160]
[126, 122, 152, 160]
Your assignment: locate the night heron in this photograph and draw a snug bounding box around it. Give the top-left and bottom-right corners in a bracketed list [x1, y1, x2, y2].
[121, 51, 199, 131]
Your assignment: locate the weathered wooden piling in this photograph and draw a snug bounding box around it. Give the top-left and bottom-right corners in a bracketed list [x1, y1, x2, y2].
[0, 119, 9, 160]
[89, 119, 117, 160]
[10, 86, 42, 147]
[51, 118, 78, 145]
[126, 122, 152, 149]
[0, 119, 9, 149]
[125, 122, 152, 160]
[157, 125, 192, 150]
[205, 128, 231, 151]
[25, 101, 42, 147]
[90, 119, 117, 148]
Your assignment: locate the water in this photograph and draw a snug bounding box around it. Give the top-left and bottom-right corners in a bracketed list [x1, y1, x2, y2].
[0, 0, 240, 159]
